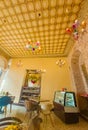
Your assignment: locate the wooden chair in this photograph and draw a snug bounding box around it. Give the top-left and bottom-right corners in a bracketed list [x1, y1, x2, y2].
[24, 99, 40, 121]
[24, 99, 33, 119]
[40, 103, 54, 127]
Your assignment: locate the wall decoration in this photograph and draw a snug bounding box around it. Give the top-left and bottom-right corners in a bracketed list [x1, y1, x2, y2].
[24, 69, 41, 88]
[56, 59, 65, 67]
[28, 74, 40, 84]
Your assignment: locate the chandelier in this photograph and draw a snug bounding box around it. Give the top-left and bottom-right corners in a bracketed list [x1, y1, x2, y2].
[25, 39, 41, 51]
[56, 59, 65, 67]
[66, 19, 87, 41]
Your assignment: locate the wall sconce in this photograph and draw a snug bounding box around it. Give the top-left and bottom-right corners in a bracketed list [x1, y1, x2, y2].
[56, 59, 65, 67]
[17, 60, 23, 67]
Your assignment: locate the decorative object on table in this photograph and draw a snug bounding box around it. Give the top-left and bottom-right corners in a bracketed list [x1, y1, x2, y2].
[56, 59, 65, 67]
[62, 88, 67, 91]
[66, 19, 87, 41]
[0, 91, 6, 96]
[25, 39, 41, 51]
[0, 91, 12, 97]
[4, 124, 22, 130]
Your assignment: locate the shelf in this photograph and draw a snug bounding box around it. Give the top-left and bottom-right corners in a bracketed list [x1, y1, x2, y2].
[19, 70, 41, 105]
[19, 86, 40, 104]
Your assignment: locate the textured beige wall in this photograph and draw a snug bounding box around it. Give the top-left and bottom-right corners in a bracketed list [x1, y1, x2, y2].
[0, 56, 9, 86]
[68, 15, 88, 94]
[1, 57, 72, 103]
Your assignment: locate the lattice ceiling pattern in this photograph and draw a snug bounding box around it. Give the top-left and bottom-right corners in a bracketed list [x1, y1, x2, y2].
[0, 0, 84, 58]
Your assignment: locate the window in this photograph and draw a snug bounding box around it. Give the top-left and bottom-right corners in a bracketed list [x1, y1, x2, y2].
[0, 68, 3, 77]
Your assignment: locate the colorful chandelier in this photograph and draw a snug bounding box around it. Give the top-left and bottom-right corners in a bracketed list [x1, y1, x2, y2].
[25, 39, 41, 51]
[65, 19, 87, 41]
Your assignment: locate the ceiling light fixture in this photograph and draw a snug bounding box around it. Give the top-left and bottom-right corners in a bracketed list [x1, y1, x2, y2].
[25, 39, 41, 51]
[56, 59, 65, 67]
[66, 19, 87, 41]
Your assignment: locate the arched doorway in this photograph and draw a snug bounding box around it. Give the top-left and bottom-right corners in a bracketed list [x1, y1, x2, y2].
[71, 50, 86, 94]
[71, 50, 88, 120]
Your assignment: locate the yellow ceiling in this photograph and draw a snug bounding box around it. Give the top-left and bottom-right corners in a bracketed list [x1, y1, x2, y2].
[0, 0, 86, 58]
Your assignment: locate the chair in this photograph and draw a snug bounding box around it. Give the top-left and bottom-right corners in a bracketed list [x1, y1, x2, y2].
[40, 103, 54, 127]
[24, 99, 33, 119]
[0, 96, 12, 117]
[9, 96, 15, 113]
[24, 99, 40, 121]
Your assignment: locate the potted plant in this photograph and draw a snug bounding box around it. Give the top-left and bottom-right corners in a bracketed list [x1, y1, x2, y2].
[29, 75, 38, 84]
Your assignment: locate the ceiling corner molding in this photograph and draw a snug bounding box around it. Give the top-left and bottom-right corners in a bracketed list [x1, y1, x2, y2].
[0, 48, 10, 60]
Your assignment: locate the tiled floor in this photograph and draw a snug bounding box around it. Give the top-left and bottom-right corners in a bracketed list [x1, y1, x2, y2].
[0, 104, 88, 130]
[40, 112, 88, 130]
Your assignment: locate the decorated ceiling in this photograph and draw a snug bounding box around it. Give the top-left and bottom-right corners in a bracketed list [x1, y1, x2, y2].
[0, 0, 88, 58]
